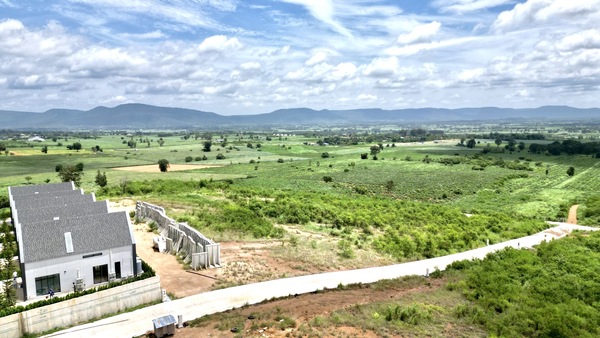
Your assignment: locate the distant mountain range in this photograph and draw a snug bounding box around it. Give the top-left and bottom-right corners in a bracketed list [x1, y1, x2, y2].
[1, 103, 599, 130]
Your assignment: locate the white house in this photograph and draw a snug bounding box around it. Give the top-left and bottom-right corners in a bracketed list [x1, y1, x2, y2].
[8, 182, 138, 300]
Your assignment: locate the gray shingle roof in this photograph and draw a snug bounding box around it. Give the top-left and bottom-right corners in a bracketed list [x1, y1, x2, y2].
[21, 211, 134, 263]
[8, 182, 75, 196]
[13, 194, 96, 214]
[11, 188, 83, 204]
[16, 200, 109, 225]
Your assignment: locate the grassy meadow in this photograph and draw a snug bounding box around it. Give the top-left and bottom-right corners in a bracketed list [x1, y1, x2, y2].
[2, 130, 599, 245]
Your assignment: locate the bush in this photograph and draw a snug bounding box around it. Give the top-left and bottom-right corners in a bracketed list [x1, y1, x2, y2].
[185, 156, 193, 162]
[277, 158, 284, 163]
[323, 176, 333, 183]
[216, 153, 226, 160]
[338, 239, 355, 259]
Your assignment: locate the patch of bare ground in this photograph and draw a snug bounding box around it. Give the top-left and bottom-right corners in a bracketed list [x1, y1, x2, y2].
[171, 277, 451, 338]
[112, 164, 221, 173]
[122, 200, 396, 295]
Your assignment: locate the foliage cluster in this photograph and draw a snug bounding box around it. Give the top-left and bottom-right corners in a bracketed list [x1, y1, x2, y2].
[230, 190, 545, 259]
[0, 220, 17, 308]
[529, 140, 600, 156]
[579, 195, 600, 225]
[446, 232, 600, 337]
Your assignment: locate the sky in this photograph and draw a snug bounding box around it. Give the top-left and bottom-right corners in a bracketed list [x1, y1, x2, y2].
[0, 0, 599, 115]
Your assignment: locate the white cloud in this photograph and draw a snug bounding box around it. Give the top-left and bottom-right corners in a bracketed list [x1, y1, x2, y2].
[64, 0, 230, 30]
[328, 62, 356, 81]
[363, 56, 399, 78]
[493, 0, 600, 32]
[0, 19, 80, 57]
[10, 74, 67, 89]
[396, 21, 441, 45]
[240, 61, 261, 70]
[357, 93, 377, 101]
[119, 30, 166, 39]
[433, 0, 515, 13]
[68, 47, 148, 76]
[0, 0, 16, 7]
[198, 35, 242, 53]
[279, 0, 352, 37]
[457, 68, 486, 82]
[387, 36, 480, 56]
[305, 50, 329, 66]
[556, 30, 600, 52]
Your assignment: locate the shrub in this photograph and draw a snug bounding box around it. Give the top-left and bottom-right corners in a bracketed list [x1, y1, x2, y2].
[323, 176, 333, 183]
[338, 239, 355, 259]
[277, 158, 284, 163]
[216, 153, 226, 160]
[185, 156, 193, 162]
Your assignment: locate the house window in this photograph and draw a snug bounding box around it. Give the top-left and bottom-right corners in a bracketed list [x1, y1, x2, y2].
[115, 262, 121, 279]
[93, 264, 109, 284]
[35, 274, 61, 296]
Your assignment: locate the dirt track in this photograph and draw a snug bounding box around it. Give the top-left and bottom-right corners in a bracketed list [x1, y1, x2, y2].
[567, 205, 579, 224]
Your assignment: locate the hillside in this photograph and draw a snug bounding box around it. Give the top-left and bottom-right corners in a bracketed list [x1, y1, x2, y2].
[1, 104, 600, 129]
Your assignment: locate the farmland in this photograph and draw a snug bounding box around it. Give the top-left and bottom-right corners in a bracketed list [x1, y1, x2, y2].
[1, 122, 600, 336]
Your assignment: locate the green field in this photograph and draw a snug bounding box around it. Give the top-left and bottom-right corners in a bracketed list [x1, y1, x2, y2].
[2, 130, 599, 245]
[2, 126, 600, 336]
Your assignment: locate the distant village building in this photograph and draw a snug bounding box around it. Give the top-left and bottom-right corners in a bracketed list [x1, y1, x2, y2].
[27, 136, 45, 142]
[8, 182, 138, 300]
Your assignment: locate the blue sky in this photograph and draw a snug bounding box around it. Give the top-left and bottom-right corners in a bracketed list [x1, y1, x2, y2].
[0, 0, 599, 115]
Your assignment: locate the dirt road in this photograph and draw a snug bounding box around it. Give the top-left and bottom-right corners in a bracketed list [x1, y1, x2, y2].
[567, 205, 579, 224]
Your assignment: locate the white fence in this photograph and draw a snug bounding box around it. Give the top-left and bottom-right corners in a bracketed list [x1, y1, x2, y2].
[136, 201, 221, 269]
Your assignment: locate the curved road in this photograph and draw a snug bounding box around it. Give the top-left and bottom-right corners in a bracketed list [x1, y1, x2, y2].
[46, 222, 597, 338]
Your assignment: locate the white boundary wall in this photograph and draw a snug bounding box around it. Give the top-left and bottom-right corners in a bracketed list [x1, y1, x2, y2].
[136, 201, 221, 269]
[0, 276, 161, 338]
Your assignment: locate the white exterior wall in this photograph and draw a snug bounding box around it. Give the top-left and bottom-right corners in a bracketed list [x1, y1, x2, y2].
[23, 245, 134, 299]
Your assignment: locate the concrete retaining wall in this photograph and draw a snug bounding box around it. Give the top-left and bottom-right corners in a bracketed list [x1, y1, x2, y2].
[0, 276, 161, 338]
[136, 202, 221, 269]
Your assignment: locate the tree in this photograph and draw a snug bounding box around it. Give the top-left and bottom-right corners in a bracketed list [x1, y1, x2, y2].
[55, 164, 63, 172]
[72, 142, 82, 152]
[360, 153, 368, 160]
[495, 138, 502, 148]
[158, 138, 164, 147]
[41, 146, 48, 154]
[75, 162, 84, 172]
[25, 176, 32, 184]
[385, 180, 395, 192]
[185, 156, 193, 162]
[95, 170, 107, 187]
[518, 142, 526, 151]
[370, 145, 381, 155]
[119, 176, 129, 194]
[158, 159, 170, 172]
[321, 152, 330, 158]
[58, 165, 83, 186]
[203, 141, 212, 152]
[466, 139, 477, 149]
[567, 166, 575, 176]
